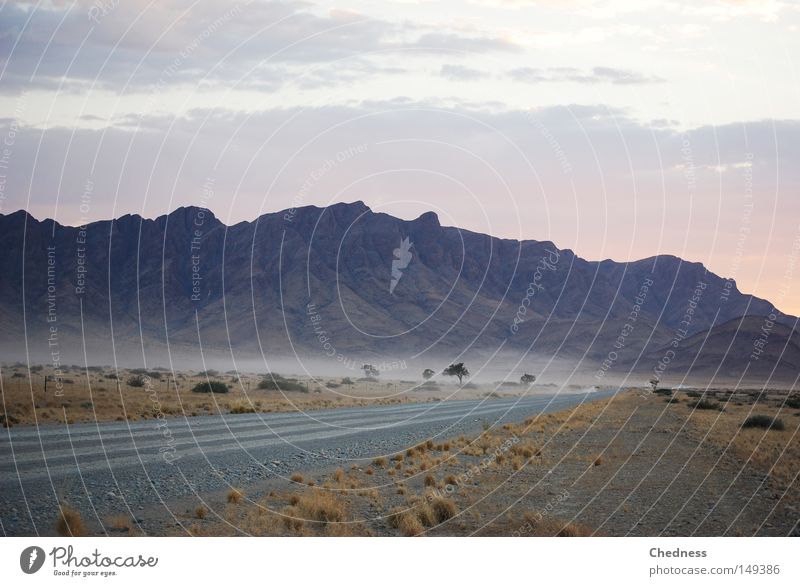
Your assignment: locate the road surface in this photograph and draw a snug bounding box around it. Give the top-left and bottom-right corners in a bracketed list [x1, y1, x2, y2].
[0, 391, 613, 535]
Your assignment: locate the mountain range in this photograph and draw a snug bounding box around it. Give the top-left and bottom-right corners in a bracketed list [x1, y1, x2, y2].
[0, 202, 797, 383]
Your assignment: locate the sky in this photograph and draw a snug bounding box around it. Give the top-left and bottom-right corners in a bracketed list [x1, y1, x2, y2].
[1, 0, 799, 314]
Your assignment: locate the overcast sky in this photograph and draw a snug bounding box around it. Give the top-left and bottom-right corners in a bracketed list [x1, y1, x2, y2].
[1, 0, 799, 314]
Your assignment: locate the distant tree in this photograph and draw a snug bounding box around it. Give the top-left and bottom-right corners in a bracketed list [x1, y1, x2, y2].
[520, 373, 536, 386]
[422, 368, 435, 380]
[341, 377, 354, 386]
[362, 364, 380, 378]
[649, 377, 659, 392]
[192, 380, 229, 394]
[443, 363, 469, 385]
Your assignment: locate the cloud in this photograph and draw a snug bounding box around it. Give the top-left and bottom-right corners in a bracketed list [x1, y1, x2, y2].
[509, 66, 664, 84]
[411, 32, 521, 53]
[439, 64, 487, 80]
[0, 0, 522, 95]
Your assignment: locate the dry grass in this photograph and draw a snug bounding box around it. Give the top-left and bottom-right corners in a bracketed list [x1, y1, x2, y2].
[290, 473, 304, 483]
[388, 507, 425, 536]
[106, 515, 131, 532]
[290, 490, 347, 525]
[428, 495, 458, 523]
[684, 400, 800, 484]
[0, 366, 474, 426]
[227, 488, 244, 504]
[56, 505, 87, 537]
[195, 506, 207, 519]
[372, 457, 387, 467]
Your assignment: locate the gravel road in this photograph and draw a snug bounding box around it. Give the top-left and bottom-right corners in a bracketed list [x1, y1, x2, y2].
[0, 391, 613, 535]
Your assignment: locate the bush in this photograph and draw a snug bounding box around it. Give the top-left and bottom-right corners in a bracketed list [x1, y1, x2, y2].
[654, 388, 673, 396]
[191, 380, 229, 394]
[686, 391, 702, 398]
[126, 375, 146, 387]
[742, 415, 785, 431]
[687, 399, 722, 411]
[784, 396, 800, 409]
[258, 376, 306, 392]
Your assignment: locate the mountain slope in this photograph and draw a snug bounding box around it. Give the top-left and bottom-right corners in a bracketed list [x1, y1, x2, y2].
[0, 202, 793, 380]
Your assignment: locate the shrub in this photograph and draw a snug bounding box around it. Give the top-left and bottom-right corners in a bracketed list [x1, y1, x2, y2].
[784, 396, 800, 409]
[686, 391, 702, 398]
[192, 380, 229, 394]
[688, 399, 722, 411]
[654, 388, 673, 396]
[258, 376, 306, 392]
[126, 375, 146, 387]
[372, 457, 387, 468]
[290, 473, 304, 483]
[56, 505, 87, 536]
[227, 489, 244, 504]
[742, 415, 785, 431]
[195, 506, 207, 519]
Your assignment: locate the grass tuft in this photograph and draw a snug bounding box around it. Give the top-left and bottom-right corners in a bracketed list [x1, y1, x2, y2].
[56, 504, 87, 537]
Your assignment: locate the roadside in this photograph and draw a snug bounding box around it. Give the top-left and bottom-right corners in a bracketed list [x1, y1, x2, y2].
[54, 388, 798, 537]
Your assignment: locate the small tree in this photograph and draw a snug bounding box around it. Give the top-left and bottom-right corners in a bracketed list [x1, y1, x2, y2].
[362, 364, 380, 378]
[520, 373, 536, 386]
[422, 368, 435, 380]
[649, 377, 659, 392]
[443, 363, 469, 385]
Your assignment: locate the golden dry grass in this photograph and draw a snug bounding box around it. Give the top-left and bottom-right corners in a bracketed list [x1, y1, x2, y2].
[227, 488, 244, 504]
[106, 515, 131, 532]
[56, 505, 87, 537]
[388, 507, 424, 536]
[683, 399, 800, 484]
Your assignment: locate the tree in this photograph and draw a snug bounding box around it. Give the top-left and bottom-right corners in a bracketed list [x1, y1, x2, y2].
[442, 363, 469, 384]
[422, 368, 435, 380]
[520, 373, 536, 386]
[649, 377, 659, 392]
[362, 364, 380, 378]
